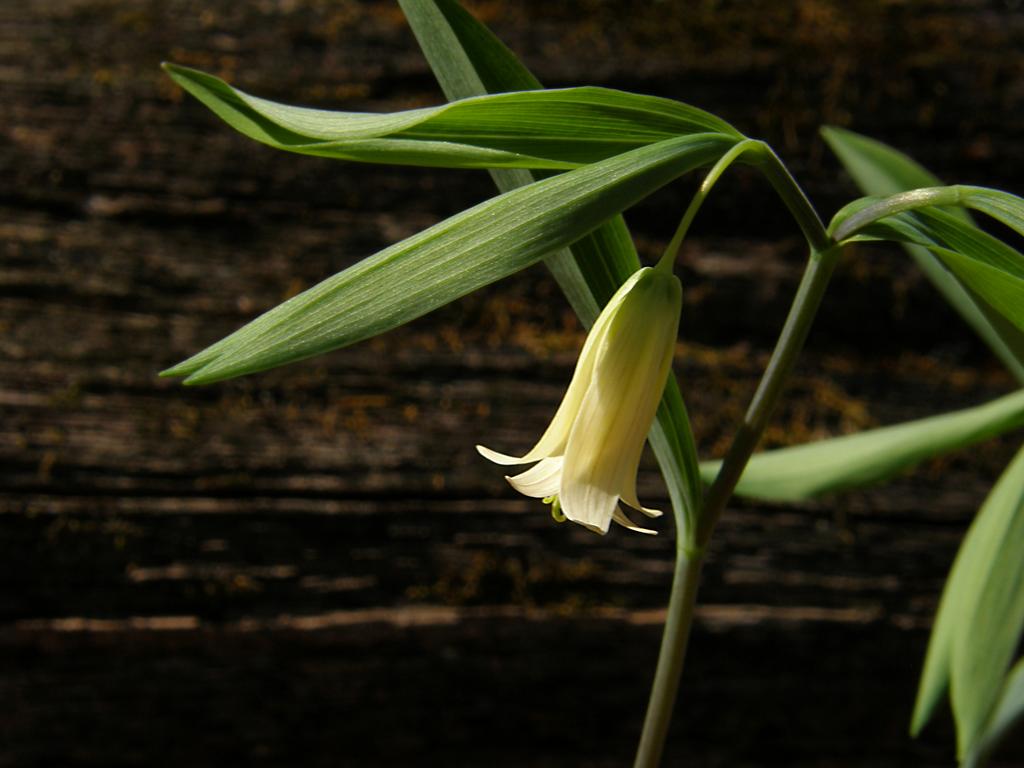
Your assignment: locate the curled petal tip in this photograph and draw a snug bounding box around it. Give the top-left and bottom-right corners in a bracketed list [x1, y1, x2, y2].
[612, 508, 658, 535]
[476, 444, 529, 465]
[621, 490, 664, 519]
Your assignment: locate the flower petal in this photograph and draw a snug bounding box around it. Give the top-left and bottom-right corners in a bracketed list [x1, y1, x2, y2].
[620, 486, 664, 519]
[476, 270, 652, 468]
[559, 471, 618, 535]
[506, 456, 564, 498]
[476, 444, 535, 466]
[611, 506, 658, 535]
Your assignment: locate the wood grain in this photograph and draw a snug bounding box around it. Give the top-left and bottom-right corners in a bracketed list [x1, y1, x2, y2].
[3, 1, 1024, 765]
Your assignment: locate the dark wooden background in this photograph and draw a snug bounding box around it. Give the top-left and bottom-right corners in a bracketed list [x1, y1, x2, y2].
[3, 1, 1024, 765]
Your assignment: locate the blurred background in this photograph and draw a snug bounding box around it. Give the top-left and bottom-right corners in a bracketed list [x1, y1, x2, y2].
[3, 1, 1024, 765]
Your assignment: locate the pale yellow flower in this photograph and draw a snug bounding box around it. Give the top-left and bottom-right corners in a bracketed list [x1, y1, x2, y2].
[478, 266, 681, 535]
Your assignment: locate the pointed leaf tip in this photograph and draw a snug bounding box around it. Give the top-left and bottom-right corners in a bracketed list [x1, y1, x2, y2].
[159, 355, 213, 379]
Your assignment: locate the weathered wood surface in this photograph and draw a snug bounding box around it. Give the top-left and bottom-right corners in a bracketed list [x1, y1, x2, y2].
[3, 1, 1024, 765]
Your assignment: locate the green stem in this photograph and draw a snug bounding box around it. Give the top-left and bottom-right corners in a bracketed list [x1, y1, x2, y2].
[698, 242, 840, 545]
[744, 143, 832, 253]
[636, 143, 836, 768]
[633, 547, 705, 768]
[657, 139, 763, 272]
[696, 145, 836, 545]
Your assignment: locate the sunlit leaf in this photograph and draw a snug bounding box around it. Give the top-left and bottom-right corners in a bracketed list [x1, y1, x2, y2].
[162, 133, 736, 385]
[163, 62, 739, 170]
[911, 444, 1024, 758]
[828, 186, 966, 242]
[822, 126, 1024, 382]
[830, 185, 1024, 248]
[699, 389, 1024, 501]
[961, 186, 1024, 239]
[949, 444, 1024, 757]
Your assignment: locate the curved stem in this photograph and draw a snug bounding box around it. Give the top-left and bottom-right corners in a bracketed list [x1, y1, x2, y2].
[698, 242, 841, 545]
[696, 145, 836, 545]
[743, 142, 831, 253]
[657, 138, 763, 272]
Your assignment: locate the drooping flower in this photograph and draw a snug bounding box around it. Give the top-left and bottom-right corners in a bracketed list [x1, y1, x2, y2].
[478, 266, 682, 535]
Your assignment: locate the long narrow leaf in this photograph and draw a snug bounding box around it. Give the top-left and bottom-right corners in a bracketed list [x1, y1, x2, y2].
[911, 443, 1024, 757]
[163, 133, 735, 384]
[399, 0, 706, 535]
[821, 126, 1024, 382]
[699, 389, 1024, 501]
[163, 62, 738, 170]
[950, 444, 1024, 756]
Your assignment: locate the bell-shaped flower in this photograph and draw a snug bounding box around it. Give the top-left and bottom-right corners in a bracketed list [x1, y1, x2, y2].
[478, 266, 681, 535]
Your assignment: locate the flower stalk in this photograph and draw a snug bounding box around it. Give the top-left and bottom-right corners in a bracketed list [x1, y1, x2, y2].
[633, 547, 705, 768]
[635, 147, 836, 767]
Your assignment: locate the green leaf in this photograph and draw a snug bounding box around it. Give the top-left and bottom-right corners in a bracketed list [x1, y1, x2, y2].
[822, 126, 1024, 383]
[950, 444, 1024, 756]
[163, 62, 738, 170]
[400, 0, 543, 95]
[828, 186, 965, 242]
[961, 186, 1024, 239]
[910, 208, 1024, 281]
[832, 185, 1024, 760]
[911, 444, 1024, 757]
[699, 388, 1024, 501]
[856, 207, 1024, 335]
[829, 185, 1024, 248]
[162, 133, 736, 384]
[929, 246, 1024, 336]
[964, 657, 1024, 768]
[399, 0, 706, 537]
[399, 0, 609, 320]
